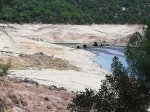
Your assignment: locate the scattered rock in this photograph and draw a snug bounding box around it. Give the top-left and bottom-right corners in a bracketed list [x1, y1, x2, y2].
[12, 106, 23, 112]
[11, 78, 23, 83]
[100, 43, 104, 46]
[9, 91, 20, 104]
[0, 91, 6, 102]
[52, 100, 65, 110]
[33, 52, 45, 56]
[60, 87, 66, 91]
[93, 42, 98, 46]
[21, 99, 28, 106]
[49, 85, 57, 90]
[76, 46, 80, 49]
[47, 104, 53, 110]
[83, 44, 87, 48]
[18, 101, 23, 108]
[40, 101, 44, 105]
[18, 53, 26, 57]
[1, 76, 72, 112]
[44, 97, 49, 101]
[24, 78, 39, 85]
[5, 98, 13, 108]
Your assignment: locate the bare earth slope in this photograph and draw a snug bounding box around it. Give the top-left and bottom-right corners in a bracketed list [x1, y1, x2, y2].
[0, 76, 72, 112]
[0, 24, 143, 91]
[0, 24, 143, 44]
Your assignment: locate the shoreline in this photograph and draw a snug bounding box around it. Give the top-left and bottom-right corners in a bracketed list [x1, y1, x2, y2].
[0, 24, 142, 91]
[88, 46, 127, 72]
[8, 46, 108, 92]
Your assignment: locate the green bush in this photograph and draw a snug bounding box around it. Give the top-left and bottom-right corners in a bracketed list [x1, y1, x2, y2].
[68, 89, 96, 112]
[0, 60, 11, 76]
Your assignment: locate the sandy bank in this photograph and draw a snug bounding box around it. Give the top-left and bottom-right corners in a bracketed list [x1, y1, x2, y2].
[0, 24, 144, 46]
[0, 24, 142, 91]
[9, 69, 106, 91]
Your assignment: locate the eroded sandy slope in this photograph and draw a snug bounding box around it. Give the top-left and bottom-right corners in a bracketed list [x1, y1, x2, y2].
[0, 24, 143, 91]
[0, 24, 143, 44]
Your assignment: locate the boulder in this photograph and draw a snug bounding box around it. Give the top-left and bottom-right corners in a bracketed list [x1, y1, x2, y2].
[12, 106, 23, 112]
[83, 44, 87, 48]
[76, 46, 80, 49]
[93, 42, 98, 46]
[9, 91, 20, 104]
[21, 98, 28, 106]
[44, 97, 49, 101]
[47, 104, 53, 110]
[0, 91, 6, 102]
[5, 98, 13, 108]
[24, 78, 39, 85]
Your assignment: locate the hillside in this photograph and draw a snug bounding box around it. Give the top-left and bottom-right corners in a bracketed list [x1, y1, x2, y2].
[0, 24, 143, 91]
[0, 76, 72, 112]
[0, 0, 149, 24]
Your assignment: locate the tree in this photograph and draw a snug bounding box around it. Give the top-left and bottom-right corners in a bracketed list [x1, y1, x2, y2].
[68, 56, 150, 112]
[95, 56, 150, 112]
[0, 0, 4, 9]
[0, 0, 150, 24]
[0, 0, 10, 9]
[68, 89, 96, 112]
[125, 25, 150, 82]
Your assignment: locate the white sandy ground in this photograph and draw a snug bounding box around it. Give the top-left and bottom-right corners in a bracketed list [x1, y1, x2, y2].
[6, 40, 108, 91]
[0, 24, 144, 44]
[0, 24, 143, 91]
[9, 69, 106, 91]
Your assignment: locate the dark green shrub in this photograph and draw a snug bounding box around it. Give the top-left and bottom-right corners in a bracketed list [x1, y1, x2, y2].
[93, 42, 98, 47]
[68, 89, 96, 112]
[83, 44, 87, 48]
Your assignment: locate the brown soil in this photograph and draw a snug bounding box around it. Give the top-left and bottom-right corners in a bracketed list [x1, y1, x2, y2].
[0, 76, 73, 112]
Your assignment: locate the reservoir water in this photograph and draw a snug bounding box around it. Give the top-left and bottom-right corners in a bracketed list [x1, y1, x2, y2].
[54, 43, 128, 72]
[87, 46, 128, 72]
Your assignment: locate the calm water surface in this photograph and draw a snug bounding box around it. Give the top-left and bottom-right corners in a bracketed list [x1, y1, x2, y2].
[87, 46, 128, 72]
[54, 43, 128, 72]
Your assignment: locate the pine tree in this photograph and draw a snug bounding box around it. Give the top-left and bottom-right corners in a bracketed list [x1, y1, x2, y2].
[125, 25, 150, 82]
[68, 56, 150, 112]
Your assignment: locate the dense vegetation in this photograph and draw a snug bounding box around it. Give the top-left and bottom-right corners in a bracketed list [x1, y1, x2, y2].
[125, 25, 150, 82]
[68, 56, 150, 112]
[0, 0, 150, 24]
[68, 26, 150, 112]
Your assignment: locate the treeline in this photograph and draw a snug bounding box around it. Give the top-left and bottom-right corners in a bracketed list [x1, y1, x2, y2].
[0, 0, 150, 24]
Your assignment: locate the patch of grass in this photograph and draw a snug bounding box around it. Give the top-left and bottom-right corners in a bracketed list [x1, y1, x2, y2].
[5, 54, 80, 71]
[0, 59, 11, 76]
